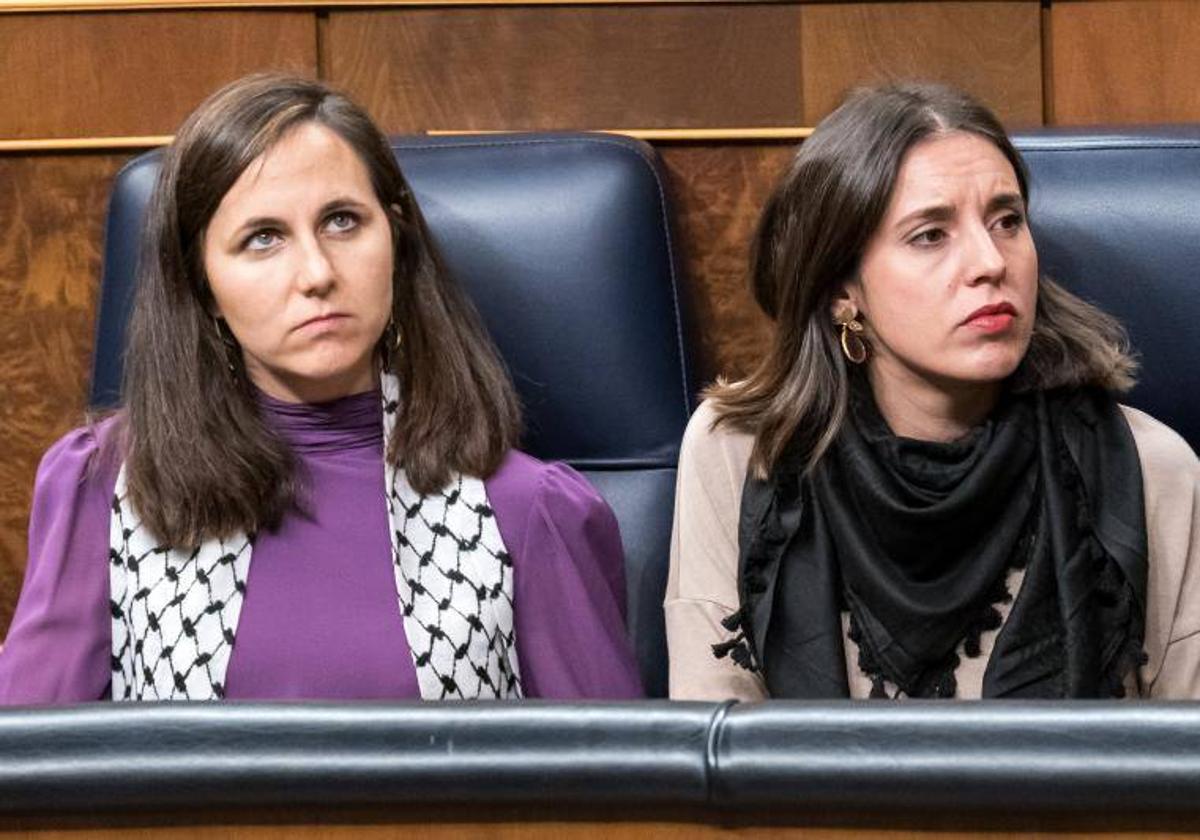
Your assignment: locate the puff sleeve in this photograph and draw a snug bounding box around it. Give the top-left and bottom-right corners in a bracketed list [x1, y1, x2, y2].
[502, 459, 643, 699]
[0, 419, 119, 704]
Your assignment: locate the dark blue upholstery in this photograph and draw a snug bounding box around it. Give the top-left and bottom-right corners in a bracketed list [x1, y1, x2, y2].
[1015, 127, 1200, 452]
[91, 133, 698, 697]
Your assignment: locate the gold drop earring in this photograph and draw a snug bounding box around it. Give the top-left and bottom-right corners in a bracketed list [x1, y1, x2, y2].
[834, 311, 869, 365]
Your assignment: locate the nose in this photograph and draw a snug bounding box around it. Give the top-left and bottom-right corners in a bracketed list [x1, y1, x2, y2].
[295, 233, 336, 296]
[964, 221, 1006, 286]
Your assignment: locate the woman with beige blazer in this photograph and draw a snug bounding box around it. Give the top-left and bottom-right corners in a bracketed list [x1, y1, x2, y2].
[667, 82, 1200, 701]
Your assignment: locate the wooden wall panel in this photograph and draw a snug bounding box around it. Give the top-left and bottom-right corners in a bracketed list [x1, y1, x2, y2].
[658, 143, 793, 383]
[1050, 0, 1200, 124]
[0, 11, 317, 139]
[800, 1, 1043, 127]
[0, 154, 125, 637]
[0, 0, 1188, 637]
[326, 6, 802, 132]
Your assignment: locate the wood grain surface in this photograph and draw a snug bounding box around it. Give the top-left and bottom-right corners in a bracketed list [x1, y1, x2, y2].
[8, 825, 1200, 840]
[800, 1, 1044, 127]
[325, 5, 803, 132]
[0, 10, 317, 139]
[0, 154, 125, 637]
[7, 807, 1200, 839]
[1049, 0, 1200, 124]
[659, 142, 793, 385]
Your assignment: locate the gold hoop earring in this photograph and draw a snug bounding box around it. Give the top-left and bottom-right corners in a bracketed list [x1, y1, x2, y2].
[837, 315, 868, 365]
[383, 319, 402, 352]
[380, 318, 403, 371]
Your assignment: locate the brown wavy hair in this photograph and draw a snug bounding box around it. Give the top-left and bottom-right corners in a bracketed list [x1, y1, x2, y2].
[120, 74, 520, 546]
[708, 82, 1137, 478]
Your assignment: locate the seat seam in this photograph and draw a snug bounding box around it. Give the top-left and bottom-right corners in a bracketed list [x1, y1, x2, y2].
[704, 698, 737, 808]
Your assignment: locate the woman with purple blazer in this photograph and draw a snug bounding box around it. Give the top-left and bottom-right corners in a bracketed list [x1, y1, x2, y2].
[0, 74, 642, 704]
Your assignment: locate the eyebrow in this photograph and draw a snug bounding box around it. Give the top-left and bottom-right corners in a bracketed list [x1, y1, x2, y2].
[987, 192, 1026, 214]
[893, 204, 954, 230]
[892, 191, 1026, 231]
[228, 196, 372, 240]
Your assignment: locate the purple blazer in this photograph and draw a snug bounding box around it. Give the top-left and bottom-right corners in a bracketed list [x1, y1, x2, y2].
[0, 391, 643, 703]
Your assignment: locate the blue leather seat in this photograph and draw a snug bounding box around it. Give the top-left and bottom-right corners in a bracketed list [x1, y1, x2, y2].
[91, 132, 698, 697]
[1016, 127, 1200, 452]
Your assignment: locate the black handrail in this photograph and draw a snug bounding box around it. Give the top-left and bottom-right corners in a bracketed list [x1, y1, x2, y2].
[4, 700, 1200, 816]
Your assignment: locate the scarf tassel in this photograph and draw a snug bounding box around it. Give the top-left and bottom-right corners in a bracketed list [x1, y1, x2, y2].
[712, 606, 759, 672]
[847, 605, 973, 700]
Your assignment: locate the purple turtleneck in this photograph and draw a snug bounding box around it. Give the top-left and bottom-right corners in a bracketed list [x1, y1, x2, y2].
[0, 390, 643, 702]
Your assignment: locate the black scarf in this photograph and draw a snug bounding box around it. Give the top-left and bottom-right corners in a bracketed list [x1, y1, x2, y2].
[717, 384, 1148, 699]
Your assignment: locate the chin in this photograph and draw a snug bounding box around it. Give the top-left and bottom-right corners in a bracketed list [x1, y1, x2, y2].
[278, 353, 377, 395]
[303, 345, 376, 375]
[954, 348, 1026, 384]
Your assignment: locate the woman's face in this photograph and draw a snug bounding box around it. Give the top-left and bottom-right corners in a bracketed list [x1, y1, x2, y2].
[203, 121, 394, 404]
[842, 130, 1038, 397]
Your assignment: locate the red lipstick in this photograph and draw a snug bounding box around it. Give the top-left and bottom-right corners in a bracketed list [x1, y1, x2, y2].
[962, 301, 1017, 333]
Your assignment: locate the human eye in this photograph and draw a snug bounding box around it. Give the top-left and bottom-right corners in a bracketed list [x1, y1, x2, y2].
[908, 227, 946, 248]
[241, 229, 281, 252]
[323, 210, 360, 235]
[992, 210, 1026, 235]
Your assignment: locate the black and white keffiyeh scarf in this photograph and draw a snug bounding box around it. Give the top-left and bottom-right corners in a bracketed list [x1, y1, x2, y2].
[108, 374, 523, 701]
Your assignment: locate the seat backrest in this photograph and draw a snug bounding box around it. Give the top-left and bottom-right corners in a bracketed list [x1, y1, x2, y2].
[92, 132, 698, 697]
[1015, 127, 1200, 453]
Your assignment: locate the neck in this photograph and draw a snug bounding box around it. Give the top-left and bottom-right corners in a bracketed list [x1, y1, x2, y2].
[866, 361, 1000, 442]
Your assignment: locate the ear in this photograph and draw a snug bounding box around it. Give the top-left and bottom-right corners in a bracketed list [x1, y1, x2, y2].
[829, 278, 863, 324]
[203, 291, 224, 321]
[385, 204, 405, 242]
[201, 276, 225, 321]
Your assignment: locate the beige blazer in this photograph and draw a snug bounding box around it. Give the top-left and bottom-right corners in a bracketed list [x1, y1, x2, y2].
[666, 399, 1200, 700]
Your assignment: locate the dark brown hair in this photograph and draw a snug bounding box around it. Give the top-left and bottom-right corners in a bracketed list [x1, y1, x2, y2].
[122, 73, 520, 546]
[708, 81, 1137, 477]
